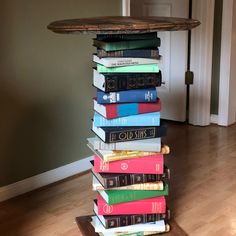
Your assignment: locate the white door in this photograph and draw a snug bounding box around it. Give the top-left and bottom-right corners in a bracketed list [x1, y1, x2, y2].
[130, 0, 189, 121]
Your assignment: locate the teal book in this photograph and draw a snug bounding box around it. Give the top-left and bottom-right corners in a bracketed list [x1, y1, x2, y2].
[98, 184, 168, 205]
[93, 38, 161, 51]
[96, 32, 159, 41]
[97, 64, 159, 73]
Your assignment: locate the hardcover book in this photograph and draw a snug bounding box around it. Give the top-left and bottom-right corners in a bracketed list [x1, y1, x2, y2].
[93, 98, 161, 119]
[93, 200, 170, 229]
[88, 144, 161, 162]
[96, 194, 166, 215]
[97, 48, 160, 59]
[93, 111, 160, 127]
[93, 38, 161, 52]
[93, 69, 162, 92]
[87, 136, 166, 152]
[93, 54, 161, 67]
[97, 184, 168, 205]
[97, 63, 159, 73]
[96, 32, 159, 41]
[91, 215, 167, 233]
[91, 123, 167, 143]
[93, 175, 164, 191]
[93, 154, 164, 174]
[96, 88, 157, 104]
[91, 167, 170, 189]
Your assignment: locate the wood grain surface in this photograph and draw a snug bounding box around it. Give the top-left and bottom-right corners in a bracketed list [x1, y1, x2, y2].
[1, 122, 236, 235]
[47, 16, 200, 34]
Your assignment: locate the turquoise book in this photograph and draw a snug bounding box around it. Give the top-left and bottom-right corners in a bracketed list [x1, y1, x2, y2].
[93, 111, 160, 127]
[97, 64, 159, 73]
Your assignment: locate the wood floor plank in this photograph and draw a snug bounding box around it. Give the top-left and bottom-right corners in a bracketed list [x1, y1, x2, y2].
[0, 122, 235, 235]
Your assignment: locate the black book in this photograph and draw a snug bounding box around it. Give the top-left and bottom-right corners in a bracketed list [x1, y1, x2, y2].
[97, 48, 160, 59]
[96, 32, 158, 41]
[93, 70, 162, 92]
[91, 166, 170, 188]
[92, 122, 167, 143]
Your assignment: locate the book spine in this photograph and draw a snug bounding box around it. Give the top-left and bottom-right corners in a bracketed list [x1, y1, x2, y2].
[103, 210, 170, 228]
[96, 88, 157, 104]
[93, 38, 161, 51]
[102, 150, 159, 162]
[105, 126, 167, 143]
[102, 72, 162, 92]
[96, 32, 159, 41]
[113, 181, 164, 190]
[97, 64, 159, 73]
[93, 112, 160, 127]
[93, 55, 161, 68]
[91, 137, 162, 152]
[101, 169, 170, 188]
[97, 195, 166, 215]
[97, 48, 160, 59]
[94, 154, 164, 174]
[99, 184, 168, 204]
[102, 99, 160, 119]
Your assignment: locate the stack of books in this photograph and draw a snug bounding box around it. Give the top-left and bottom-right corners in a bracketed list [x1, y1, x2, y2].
[88, 32, 171, 236]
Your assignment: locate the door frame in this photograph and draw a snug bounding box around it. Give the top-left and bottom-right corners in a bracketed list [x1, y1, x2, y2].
[122, 0, 215, 126]
[218, 0, 236, 126]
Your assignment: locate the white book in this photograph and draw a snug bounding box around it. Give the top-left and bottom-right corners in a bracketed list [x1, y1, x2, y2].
[88, 140, 159, 162]
[92, 176, 163, 191]
[87, 136, 161, 152]
[91, 216, 166, 234]
[93, 54, 161, 67]
[93, 69, 106, 91]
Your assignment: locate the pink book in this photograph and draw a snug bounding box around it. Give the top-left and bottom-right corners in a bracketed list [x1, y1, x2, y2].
[94, 154, 164, 174]
[97, 194, 166, 215]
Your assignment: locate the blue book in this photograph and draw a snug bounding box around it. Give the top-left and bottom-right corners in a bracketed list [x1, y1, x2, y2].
[93, 111, 160, 127]
[96, 88, 157, 104]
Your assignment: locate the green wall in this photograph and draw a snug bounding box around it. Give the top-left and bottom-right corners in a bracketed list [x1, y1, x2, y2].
[0, 0, 121, 187]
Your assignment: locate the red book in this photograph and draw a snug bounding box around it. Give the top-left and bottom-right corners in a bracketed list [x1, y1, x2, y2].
[94, 98, 161, 119]
[94, 154, 164, 174]
[97, 194, 166, 215]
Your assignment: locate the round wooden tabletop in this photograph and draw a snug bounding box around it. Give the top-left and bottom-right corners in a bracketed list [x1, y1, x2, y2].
[47, 16, 200, 34]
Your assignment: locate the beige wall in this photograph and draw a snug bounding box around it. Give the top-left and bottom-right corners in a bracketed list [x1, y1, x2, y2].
[0, 0, 121, 186]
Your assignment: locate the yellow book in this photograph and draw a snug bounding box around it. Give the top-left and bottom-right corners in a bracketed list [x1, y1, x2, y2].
[88, 142, 170, 162]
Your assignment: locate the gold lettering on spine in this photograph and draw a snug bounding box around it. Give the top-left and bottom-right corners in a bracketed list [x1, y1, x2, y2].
[103, 204, 113, 214]
[151, 202, 161, 213]
[109, 127, 156, 142]
[110, 133, 117, 142]
[134, 129, 147, 139]
[100, 160, 109, 171]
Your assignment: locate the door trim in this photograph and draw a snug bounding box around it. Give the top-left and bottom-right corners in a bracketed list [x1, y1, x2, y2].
[124, 0, 215, 126]
[189, 0, 215, 126]
[122, 0, 130, 16]
[218, 0, 236, 126]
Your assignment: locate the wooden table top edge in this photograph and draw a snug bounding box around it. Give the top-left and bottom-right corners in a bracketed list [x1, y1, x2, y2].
[47, 16, 200, 34]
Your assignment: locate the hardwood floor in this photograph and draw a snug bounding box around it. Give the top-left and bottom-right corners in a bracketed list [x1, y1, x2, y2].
[0, 122, 236, 236]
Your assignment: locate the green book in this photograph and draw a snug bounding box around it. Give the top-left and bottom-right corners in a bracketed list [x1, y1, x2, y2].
[93, 38, 161, 51]
[97, 64, 159, 73]
[98, 184, 168, 205]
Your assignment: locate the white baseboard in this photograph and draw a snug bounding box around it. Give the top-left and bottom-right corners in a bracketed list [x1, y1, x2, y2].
[0, 156, 93, 203]
[210, 114, 219, 124]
